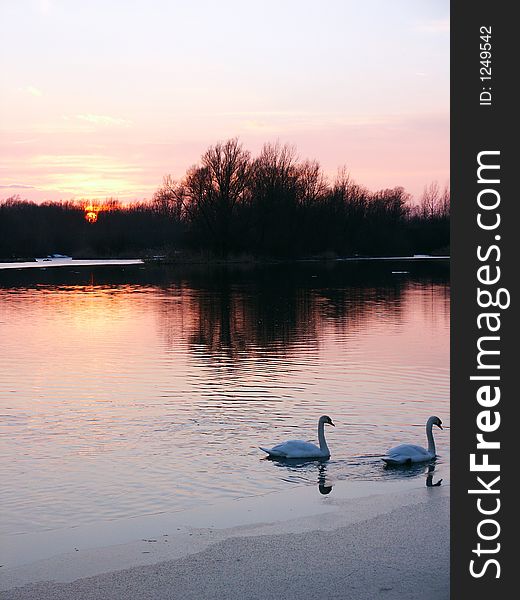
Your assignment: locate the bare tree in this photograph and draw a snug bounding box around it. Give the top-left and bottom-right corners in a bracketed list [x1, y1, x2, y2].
[152, 174, 185, 221]
[331, 167, 367, 208]
[369, 188, 410, 227]
[418, 181, 451, 220]
[419, 182, 438, 219]
[296, 159, 328, 207]
[252, 142, 298, 186]
[439, 183, 450, 218]
[183, 165, 216, 238]
[327, 168, 370, 254]
[183, 139, 251, 255]
[248, 142, 299, 252]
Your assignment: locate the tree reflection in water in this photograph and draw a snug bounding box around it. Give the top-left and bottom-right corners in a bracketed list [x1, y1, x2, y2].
[153, 261, 448, 364]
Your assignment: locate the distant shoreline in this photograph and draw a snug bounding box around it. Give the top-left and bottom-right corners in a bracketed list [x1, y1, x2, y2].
[148, 253, 450, 265]
[0, 254, 449, 271]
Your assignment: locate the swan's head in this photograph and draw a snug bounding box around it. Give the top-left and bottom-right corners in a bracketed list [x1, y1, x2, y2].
[428, 416, 443, 430]
[320, 415, 335, 427]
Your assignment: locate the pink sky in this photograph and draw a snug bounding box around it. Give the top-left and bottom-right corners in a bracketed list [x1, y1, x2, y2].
[0, 0, 449, 204]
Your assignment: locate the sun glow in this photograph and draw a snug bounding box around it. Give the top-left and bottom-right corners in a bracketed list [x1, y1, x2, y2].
[82, 198, 122, 223]
[83, 201, 103, 223]
[23, 155, 150, 201]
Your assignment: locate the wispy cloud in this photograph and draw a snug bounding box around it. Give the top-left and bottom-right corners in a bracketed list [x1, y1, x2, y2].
[216, 111, 399, 136]
[0, 184, 35, 189]
[74, 114, 132, 127]
[30, 154, 142, 174]
[23, 153, 148, 198]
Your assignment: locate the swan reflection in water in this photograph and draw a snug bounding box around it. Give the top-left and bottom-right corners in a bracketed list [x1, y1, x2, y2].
[426, 464, 443, 487]
[263, 455, 334, 495]
[317, 463, 334, 494]
[383, 459, 443, 487]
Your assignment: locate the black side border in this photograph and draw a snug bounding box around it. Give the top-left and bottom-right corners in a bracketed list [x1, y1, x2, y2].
[451, 2, 515, 596]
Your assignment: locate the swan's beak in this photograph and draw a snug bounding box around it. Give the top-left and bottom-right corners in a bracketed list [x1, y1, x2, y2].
[330, 421, 335, 427]
[437, 424, 443, 430]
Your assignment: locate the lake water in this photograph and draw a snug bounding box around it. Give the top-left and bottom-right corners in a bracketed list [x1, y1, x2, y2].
[0, 260, 449, 538]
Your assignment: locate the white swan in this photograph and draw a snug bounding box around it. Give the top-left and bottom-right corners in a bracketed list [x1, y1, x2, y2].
[383, 416, 443, 465]
[260, 415, 335, 459]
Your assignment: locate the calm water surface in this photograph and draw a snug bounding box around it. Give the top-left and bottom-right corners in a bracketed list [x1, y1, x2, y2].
[0, 261, 449, 536]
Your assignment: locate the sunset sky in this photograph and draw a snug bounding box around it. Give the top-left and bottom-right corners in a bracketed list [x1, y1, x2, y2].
[0, 0, 449, 204]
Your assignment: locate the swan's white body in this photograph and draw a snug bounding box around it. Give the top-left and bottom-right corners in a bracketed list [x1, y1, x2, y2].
[383, 416, 443, 465]
[383, 443, 434, 464]
[260, 415, 334, 459]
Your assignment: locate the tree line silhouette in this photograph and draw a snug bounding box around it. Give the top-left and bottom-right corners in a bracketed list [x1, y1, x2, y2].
[0, 139, 449, 260]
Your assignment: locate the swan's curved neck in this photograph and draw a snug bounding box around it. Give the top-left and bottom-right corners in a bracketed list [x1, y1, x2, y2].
[426, 421, 436, 455]
[318, 420, 329, 455]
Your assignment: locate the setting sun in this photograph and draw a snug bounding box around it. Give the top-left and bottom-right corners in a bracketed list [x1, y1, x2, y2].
[83, 201, 103, 223]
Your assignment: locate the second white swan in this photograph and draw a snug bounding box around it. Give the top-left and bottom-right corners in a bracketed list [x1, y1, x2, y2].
[382, 415, 443, 465]
[260, 415, 335, 459]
